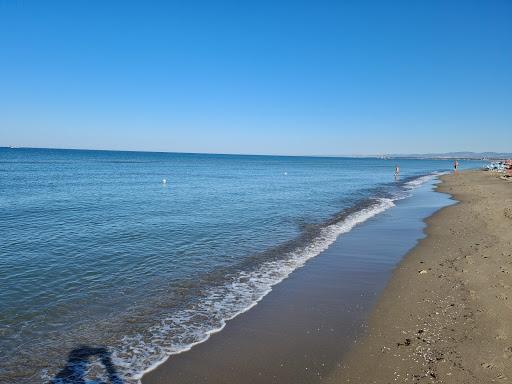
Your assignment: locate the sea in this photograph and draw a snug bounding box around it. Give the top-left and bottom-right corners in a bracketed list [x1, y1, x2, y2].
[0, 148, 483, 383]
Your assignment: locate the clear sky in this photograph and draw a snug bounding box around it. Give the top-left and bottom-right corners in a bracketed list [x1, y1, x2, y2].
[1, 0, 511, 155]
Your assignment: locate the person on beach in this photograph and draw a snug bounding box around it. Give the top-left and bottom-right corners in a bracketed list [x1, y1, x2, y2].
[454, 159, 459, 173]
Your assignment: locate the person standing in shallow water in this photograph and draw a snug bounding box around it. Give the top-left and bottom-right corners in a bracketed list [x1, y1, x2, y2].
[454, 159, 459, 173]
[394, 164, 400, 179]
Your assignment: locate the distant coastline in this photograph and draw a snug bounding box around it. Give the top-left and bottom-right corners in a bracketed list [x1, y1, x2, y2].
[383, 151, 512, 160]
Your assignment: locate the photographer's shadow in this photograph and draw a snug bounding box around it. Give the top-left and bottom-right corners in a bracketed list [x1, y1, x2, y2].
[50, 346, 123, 384]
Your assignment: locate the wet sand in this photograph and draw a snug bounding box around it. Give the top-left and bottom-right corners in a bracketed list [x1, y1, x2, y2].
[142, 178, 453, 384]
[329, 171, 512, 383]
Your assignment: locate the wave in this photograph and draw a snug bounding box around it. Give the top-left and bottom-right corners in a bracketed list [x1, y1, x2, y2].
[60, 172, 441, 383]
[403, 171, 448, 189]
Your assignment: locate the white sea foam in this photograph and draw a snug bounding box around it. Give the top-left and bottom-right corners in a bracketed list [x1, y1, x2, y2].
[404, 171, 448, 189]
[108, 173, 441, 383]
[108, 197, 397, 383]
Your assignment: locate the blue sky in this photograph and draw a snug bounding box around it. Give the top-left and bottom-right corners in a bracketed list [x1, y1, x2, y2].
[1, 0, 511, 155]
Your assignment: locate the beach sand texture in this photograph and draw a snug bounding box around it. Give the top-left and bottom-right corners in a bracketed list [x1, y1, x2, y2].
[329, 171, 512, 383]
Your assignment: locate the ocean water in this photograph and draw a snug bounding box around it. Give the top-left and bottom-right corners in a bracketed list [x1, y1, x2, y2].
[0, 148, 482, 383]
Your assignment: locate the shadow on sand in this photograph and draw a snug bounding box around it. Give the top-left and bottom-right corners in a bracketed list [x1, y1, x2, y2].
[49, 346, 124, 384]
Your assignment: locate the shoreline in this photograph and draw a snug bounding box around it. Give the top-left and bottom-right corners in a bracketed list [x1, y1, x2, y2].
[141, 175, 453, 383]
[134, 192, 401, 381]
[328, 170, 512, 383]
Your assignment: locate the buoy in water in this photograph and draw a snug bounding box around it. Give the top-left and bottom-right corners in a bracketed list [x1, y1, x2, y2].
[162, 178, 167, 184]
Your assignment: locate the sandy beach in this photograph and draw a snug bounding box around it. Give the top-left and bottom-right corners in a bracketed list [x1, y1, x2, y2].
[329, 170, 512, 383]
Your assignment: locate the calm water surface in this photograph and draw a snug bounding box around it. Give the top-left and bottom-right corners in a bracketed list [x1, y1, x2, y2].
[0, 148, 482, 383]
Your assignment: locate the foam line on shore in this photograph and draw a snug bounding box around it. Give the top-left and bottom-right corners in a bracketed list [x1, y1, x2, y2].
[107, 173, 442, 383]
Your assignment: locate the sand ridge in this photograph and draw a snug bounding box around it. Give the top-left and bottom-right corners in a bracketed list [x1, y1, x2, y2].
[329, 171, 512, 383]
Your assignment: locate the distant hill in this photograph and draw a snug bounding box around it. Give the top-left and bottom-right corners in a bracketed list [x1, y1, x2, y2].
[385, 152, 512, 160]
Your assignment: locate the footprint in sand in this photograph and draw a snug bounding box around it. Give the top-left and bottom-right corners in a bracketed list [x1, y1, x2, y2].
[481, 362, 497, 370]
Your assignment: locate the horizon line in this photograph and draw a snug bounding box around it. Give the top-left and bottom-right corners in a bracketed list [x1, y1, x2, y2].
[1, 145, 506, 159]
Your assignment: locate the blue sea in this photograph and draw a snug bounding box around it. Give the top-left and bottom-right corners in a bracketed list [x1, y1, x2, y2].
[0, 148, 482, 383]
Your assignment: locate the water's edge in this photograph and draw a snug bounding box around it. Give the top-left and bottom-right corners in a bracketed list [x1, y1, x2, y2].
[134, 172, 446, 383]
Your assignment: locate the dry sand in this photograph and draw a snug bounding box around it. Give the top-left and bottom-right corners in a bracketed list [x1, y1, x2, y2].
[328, 171, 512, 383]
